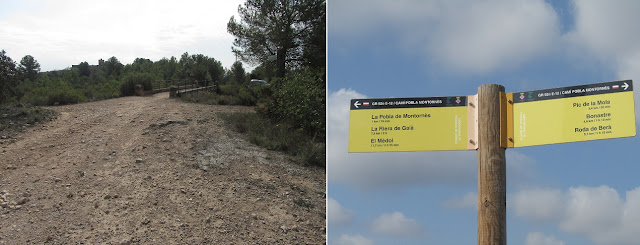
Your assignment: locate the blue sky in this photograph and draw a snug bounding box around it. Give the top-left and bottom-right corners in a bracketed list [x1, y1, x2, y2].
[327, 1, 640, 245]
[0, 0, 245, 71]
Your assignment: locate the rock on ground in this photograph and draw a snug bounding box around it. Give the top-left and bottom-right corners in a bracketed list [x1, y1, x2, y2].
[0, 92, 326, 244]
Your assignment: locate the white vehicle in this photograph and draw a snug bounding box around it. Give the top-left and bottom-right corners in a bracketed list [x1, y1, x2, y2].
[249, 79, 269, 87]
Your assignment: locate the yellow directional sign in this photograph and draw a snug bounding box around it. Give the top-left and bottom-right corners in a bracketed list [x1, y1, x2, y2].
[508, 80, 636, 147]
[349, 96, 474, 152]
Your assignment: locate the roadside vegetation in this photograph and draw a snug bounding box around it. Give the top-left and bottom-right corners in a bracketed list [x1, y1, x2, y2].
[182, 0, 326, 167]
[1, 50, 231, 106]
[0, 0, 326, 167]
[180, 68, 325, 167]
[0, 102, 57, 139]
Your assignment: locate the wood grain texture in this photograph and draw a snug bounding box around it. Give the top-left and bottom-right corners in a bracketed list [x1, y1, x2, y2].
[477, 84, 507, 245]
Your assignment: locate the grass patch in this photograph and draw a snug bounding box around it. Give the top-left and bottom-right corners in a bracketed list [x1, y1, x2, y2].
[179, 91, 241, 105]
[219, 112, 325, 168]
[0, 103, 58, 138]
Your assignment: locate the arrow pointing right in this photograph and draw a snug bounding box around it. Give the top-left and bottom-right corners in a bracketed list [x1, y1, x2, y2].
[622, 82, 629, 90]
[354, 101, 361, 108]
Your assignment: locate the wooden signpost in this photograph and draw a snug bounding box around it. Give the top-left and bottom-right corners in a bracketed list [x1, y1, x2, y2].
[348, 80, 636, 245]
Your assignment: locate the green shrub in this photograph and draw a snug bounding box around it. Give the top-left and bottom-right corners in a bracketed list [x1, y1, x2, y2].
[217, 95, 239, 105]
[120, 73, 154, 96]
[20, 89, 48, 106]
[266, 68, 325, 141]
[47, 89, 86, 105]
[179, 91, 241, 105]
[219, 84, 239, 96]
[0, 103, 57, 137]
[20, 85, 86, 106]
[237, 86, 257, 106]
[219, 112, 325, 167]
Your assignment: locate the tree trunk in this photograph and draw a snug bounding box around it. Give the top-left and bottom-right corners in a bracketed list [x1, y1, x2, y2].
[276, 48, 286, 78]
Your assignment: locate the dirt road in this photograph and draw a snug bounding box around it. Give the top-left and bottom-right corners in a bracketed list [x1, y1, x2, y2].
[0, 93, 326, 244]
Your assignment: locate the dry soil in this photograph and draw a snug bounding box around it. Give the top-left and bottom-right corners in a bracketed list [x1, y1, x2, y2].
[0, 92, 326, 244]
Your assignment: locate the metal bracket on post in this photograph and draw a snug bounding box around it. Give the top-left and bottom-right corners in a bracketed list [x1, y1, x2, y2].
[477, 84, 506, 245]
[468, 94, 479, 150]
[505, 92, 514, 148]
[499, 92, 514, 148]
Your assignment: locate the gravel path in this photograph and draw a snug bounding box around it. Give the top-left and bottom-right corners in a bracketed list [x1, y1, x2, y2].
[0, 92, 326, 244]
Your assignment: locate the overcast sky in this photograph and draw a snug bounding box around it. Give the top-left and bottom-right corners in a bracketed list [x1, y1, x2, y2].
[0, 0, 245, 71]
[328, 0, 640, 245]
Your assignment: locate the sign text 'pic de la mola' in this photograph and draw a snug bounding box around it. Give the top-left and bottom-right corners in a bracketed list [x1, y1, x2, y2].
[348, 80, 636, 245]
[506, 80, 636, 147]
[349, 80, 636, 152]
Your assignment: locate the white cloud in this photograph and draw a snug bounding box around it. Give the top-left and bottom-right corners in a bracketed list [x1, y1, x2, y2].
[512, 188, 564, 223]
[329, 0, 561, 74]
[506, 150, 537, 187]
[566, 0, 640, 122]
[525, 232, 566, 245]
[512, 186, 640, 245]
[335, 234, 374, 245]
[426, 0, 560, 73]
[443, 192, 477, 209]
[0, 0, 244, 71]
[328, 197, 353, 225]
[327, 89, 537, 190]
[327, 89, 477, 189]
[560, 186, 623, 235]
[371, 212, 424, 238]
[567, 0, 640, 62]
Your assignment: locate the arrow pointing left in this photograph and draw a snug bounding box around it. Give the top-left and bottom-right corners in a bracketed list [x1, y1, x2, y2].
[354, 101, 361, 108]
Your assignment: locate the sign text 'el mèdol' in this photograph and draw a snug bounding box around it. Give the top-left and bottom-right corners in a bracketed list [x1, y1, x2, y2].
[349, 96, 472, 152]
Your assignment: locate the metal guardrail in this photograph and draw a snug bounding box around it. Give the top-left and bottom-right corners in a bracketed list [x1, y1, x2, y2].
[154, 79, 219, 97]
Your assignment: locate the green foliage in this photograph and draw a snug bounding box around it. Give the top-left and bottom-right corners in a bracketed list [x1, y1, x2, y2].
[236, 86, 256, 106]
[250, 63, 275, 83]
[47, 89, 86, 105]
[231, 61, 246, 84]
[219, 112, 325, 167]
[176, 52, 225, 86]
[103, 56, 124, 78]
[265, 68, 325, 140]
[189, 84, 261, 106]
[251, 84, 272, 102]
[120, 73, 154, 96]
[1, 50, 22, 103]
[77, 61, 90, 76]
[0, 103, 57, 137]
[19, 55, 40, 81]
[180, 91, 240, 106]
[19, 76, 86, 106]
[219, 84, 240, 96]
[228, 0, 325, 78]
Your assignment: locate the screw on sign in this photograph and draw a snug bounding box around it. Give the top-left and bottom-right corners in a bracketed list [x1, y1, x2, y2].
[348, 79, 636, 245]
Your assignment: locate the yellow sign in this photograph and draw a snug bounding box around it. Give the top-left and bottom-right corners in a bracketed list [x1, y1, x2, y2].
[509, 80, 636, 147]
[349, 96, 472, 152]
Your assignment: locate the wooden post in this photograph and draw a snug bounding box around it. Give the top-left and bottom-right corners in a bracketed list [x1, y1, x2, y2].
[477, 84, 506, 245]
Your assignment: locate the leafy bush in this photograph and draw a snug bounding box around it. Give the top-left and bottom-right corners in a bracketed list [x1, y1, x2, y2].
[180, 91, 240, 105]
[219, 84, 240, 96]
[19, 78, 87, 106]
[266, 68, 325, 141]
[120, 73, 154, 96]
[0, 102, 57, 137]
[219, 112, 325, 167]
[20, 87, 48, 106]
[237, 86, 257, 106]
[47, 89, 86, 105]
